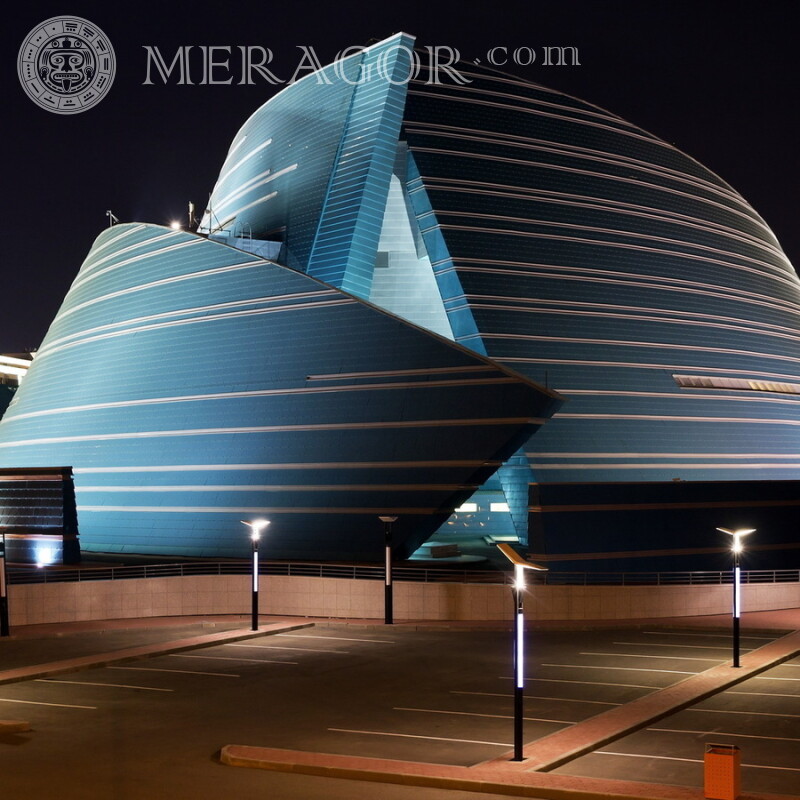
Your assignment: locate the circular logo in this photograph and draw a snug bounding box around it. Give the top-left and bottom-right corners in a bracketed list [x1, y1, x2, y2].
[18, 16, 115, 114]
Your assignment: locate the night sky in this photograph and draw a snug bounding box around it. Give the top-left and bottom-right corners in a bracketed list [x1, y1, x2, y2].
[3, 1, 797, 354]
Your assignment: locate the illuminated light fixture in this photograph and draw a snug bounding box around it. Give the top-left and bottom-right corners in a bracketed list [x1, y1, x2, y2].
[716, 527, 755, 668]
[455, 502, 478, 513]
[496, 543, 547, 762]
[379, 515, 398, 624]
[170, 221, 182, 230]
[241, 519, 270, 630]
[490, 502, 510, 512]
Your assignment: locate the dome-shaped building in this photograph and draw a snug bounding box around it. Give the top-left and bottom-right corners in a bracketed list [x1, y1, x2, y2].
[2, 33, 798, 568]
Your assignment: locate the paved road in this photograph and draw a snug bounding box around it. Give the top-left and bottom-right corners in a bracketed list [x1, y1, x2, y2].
[1, 624, 798, 798]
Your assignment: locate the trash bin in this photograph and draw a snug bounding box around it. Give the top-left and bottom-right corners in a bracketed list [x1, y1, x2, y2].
[704, 743, 740, 800]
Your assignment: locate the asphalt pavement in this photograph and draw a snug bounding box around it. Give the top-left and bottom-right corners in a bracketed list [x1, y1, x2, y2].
[1, 609, 799, 799]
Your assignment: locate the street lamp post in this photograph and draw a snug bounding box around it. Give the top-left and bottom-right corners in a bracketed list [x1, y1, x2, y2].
[496, 543, 547, 761]
[716, 527, 755, 668]
[0, 531, 9, 637]
[379, 516, 398, 625]
[241, 519, 270, 631]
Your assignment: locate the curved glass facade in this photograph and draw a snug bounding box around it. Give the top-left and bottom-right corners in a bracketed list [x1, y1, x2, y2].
[2, 34, 798, 567]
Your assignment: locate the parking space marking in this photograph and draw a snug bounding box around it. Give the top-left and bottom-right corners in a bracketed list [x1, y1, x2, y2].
[329, 727, 510, 747]
[641, 631, 774, 641]
[580, 651, 723, 663]
[225, 643, 350, 654]
[613, 641, 753, 652]
[394, 706, 576, 725]
[755, 675, 800, 682]
[452, 690, 620, 706]
[729, 690, 800, 699]
[168, 654, 298, 665]
[500, 676, 658, 688]
[648, 726, 800, 743]
[689, 708, 800, 719]
[278, 634, 394, 644]
[108, 666, 239, 678]
[36, 679, 173, 692]
[541, 664, 697, 675]
[595, 751, 800, 773]
[0, 697, 96, 709]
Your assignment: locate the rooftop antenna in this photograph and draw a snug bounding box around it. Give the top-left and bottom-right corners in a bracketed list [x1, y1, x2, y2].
[188, 201, 198, 231]
[106, 210, 119, 227]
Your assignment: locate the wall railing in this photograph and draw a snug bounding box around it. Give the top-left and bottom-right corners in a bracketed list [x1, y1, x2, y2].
[7, 562, 800, 587]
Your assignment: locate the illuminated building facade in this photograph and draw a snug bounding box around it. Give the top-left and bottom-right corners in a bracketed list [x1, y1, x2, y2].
[1, 34, 799, 567]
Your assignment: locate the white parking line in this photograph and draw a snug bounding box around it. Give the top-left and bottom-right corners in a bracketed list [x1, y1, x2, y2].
[36, 679, 172, 692]
[690, 707, 800, 719]
[452, 690, 620, 706]
[613, 641, 753, 652]
[329, 727, 510, 747]
[108, 666, 239, 678]
[278, 634, 394, 644]
[499, 675, 661, 687]
[755, 676, 800, 682]
[729, 690, 800, 699]
[541, 664, 696, 675]
[394, 706, 576, 725]
[0, 697, 96, 710]
[169, 654, 297, 665]
[580, 651, 722, 663]
[596, 750, 800, 773]
[649, 726, 800, 743]
[642, 631, 774, 641]
[225, 643, 349, 654]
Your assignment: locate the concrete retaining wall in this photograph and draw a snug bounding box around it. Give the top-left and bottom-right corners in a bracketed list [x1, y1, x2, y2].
[8, 575, 800, 627]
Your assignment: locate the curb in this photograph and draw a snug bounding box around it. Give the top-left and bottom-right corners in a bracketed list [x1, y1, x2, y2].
[219, 745, 796, 800]
[0, 620, 314, 686]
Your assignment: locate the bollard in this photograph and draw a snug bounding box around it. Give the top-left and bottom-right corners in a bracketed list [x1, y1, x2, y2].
[704, 743, 740, 800]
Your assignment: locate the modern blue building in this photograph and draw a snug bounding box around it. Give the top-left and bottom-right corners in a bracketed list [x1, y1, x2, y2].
[1, 33, 799, 568]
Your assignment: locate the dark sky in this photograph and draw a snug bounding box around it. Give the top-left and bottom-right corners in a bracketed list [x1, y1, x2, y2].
[3, 1, 797, 353]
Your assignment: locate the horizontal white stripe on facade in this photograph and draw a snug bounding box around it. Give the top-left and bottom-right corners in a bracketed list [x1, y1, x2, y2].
[527, 462, 800, 470]
[0, 417, 542, 448]
[70, 239, 203, 294]
[559, 389, 800, 405]
[502, 357, 800, 384]
[469, 303, 800, 346]
[78, 227, 173, 274]
[215, 137, 271, 187]
[3, 377, 522, 423]
[410, 144, 769, 236]
[77, 506, 440, 514]
[56, 261, 268, 321]
[75, 460, 500, 473]
[436, 209, 787, 278]
[80, 224, 147, 261]
[42, 289, 339, 352]
[435, 223, 799, 293]
[35, 298, 353, 361]
[484, 333, 800, 367]
[553, 413, 800, 426]
[451, 259, 800, 317]
[406, 124, 748, 208]
[415, 179, 784, 260]
[78, 484, 474, 492]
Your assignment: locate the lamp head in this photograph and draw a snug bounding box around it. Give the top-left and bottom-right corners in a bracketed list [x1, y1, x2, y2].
[241, 519, 270, 541]
[716, 527, 755, 553]
[379, 515, 398, 524]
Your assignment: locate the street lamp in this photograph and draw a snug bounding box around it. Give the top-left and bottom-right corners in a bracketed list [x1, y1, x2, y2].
[379, 516, 398, 625]
[0, 531, 9, 637]
[496, 543, 547, 761]
[716, 527, 755, 668]
[241, 519, 270, 630]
